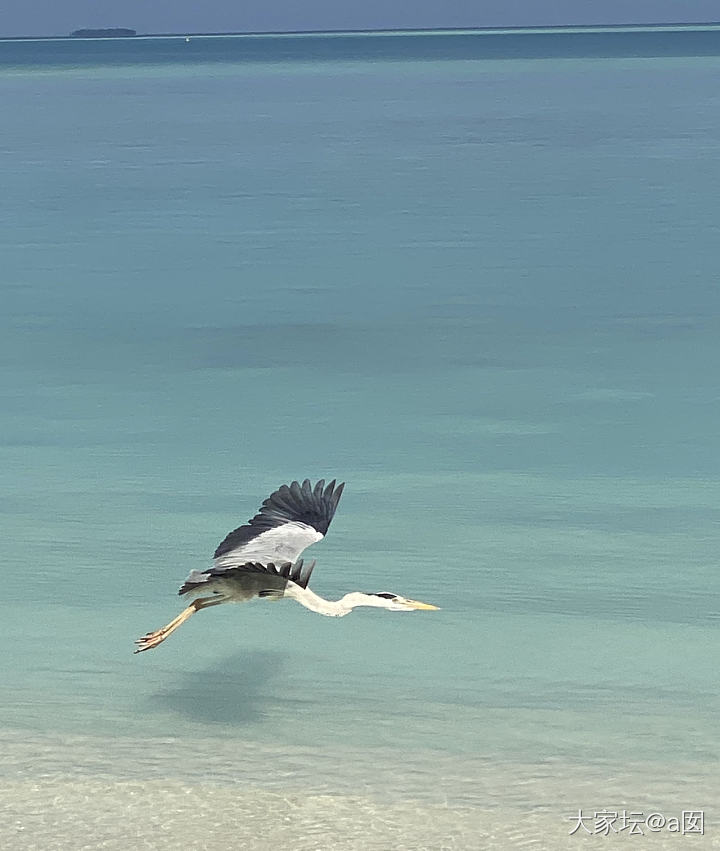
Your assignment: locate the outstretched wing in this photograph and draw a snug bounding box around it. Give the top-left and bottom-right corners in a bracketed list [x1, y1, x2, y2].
[212, 479, 345, 570]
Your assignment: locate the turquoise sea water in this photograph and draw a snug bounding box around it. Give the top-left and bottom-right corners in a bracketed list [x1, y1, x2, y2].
[2, 28, 720, 849]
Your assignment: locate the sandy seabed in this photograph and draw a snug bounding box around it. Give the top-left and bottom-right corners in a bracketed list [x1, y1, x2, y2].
[3, 728, 718, 850]
[4, 777, 718, 850]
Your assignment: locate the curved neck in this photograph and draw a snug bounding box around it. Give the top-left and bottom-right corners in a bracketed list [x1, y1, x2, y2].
[286, 585, 353, 617]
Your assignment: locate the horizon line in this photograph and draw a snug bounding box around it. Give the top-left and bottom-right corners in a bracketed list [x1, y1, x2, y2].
[2, 21, 720, 42]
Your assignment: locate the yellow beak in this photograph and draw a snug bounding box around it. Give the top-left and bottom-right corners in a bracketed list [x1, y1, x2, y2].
[405, 599, 440, 611]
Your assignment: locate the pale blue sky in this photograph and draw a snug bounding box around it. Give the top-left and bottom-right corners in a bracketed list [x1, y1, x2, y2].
[1, 0, 719, 38]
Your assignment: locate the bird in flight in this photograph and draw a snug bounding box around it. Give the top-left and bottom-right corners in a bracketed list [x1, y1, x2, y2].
[135, 478, 438, 652]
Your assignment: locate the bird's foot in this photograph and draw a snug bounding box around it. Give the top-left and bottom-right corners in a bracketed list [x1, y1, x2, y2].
[133, 629, 169, 653]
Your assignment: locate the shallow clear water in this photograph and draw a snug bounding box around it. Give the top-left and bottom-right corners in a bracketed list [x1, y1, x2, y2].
[2, 28, 719, 849]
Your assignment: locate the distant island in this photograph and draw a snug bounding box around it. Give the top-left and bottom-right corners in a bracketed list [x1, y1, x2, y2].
[70, 28, 136, 38]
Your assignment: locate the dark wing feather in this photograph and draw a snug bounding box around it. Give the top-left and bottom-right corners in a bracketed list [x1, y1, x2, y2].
[179, 559, 316, 596]
[213, 478, 345, 559]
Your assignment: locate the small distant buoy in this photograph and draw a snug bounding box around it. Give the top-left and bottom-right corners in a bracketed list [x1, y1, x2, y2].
[185, 36, 190, 43]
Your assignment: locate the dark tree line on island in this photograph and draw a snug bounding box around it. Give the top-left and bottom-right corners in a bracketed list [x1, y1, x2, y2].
[70, 28, 136, 38]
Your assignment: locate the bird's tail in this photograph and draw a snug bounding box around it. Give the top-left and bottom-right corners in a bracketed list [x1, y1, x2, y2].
[178, 569, 210, 596]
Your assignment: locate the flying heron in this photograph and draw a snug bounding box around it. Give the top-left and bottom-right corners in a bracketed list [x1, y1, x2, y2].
[135, 478, 438, 653]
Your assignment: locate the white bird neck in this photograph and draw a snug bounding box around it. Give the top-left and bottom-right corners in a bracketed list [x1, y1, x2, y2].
[287, 587, 397, 617]
[287, 585, 353, 617]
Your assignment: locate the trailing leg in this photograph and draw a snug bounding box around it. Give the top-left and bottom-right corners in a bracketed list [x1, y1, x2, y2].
[134, 596, 225, 653]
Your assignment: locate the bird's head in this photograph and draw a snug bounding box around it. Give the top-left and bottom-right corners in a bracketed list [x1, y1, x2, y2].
[343, 591, 439, 612]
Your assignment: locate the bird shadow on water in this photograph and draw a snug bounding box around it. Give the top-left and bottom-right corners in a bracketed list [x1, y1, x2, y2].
[147, 650, 289, 726]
